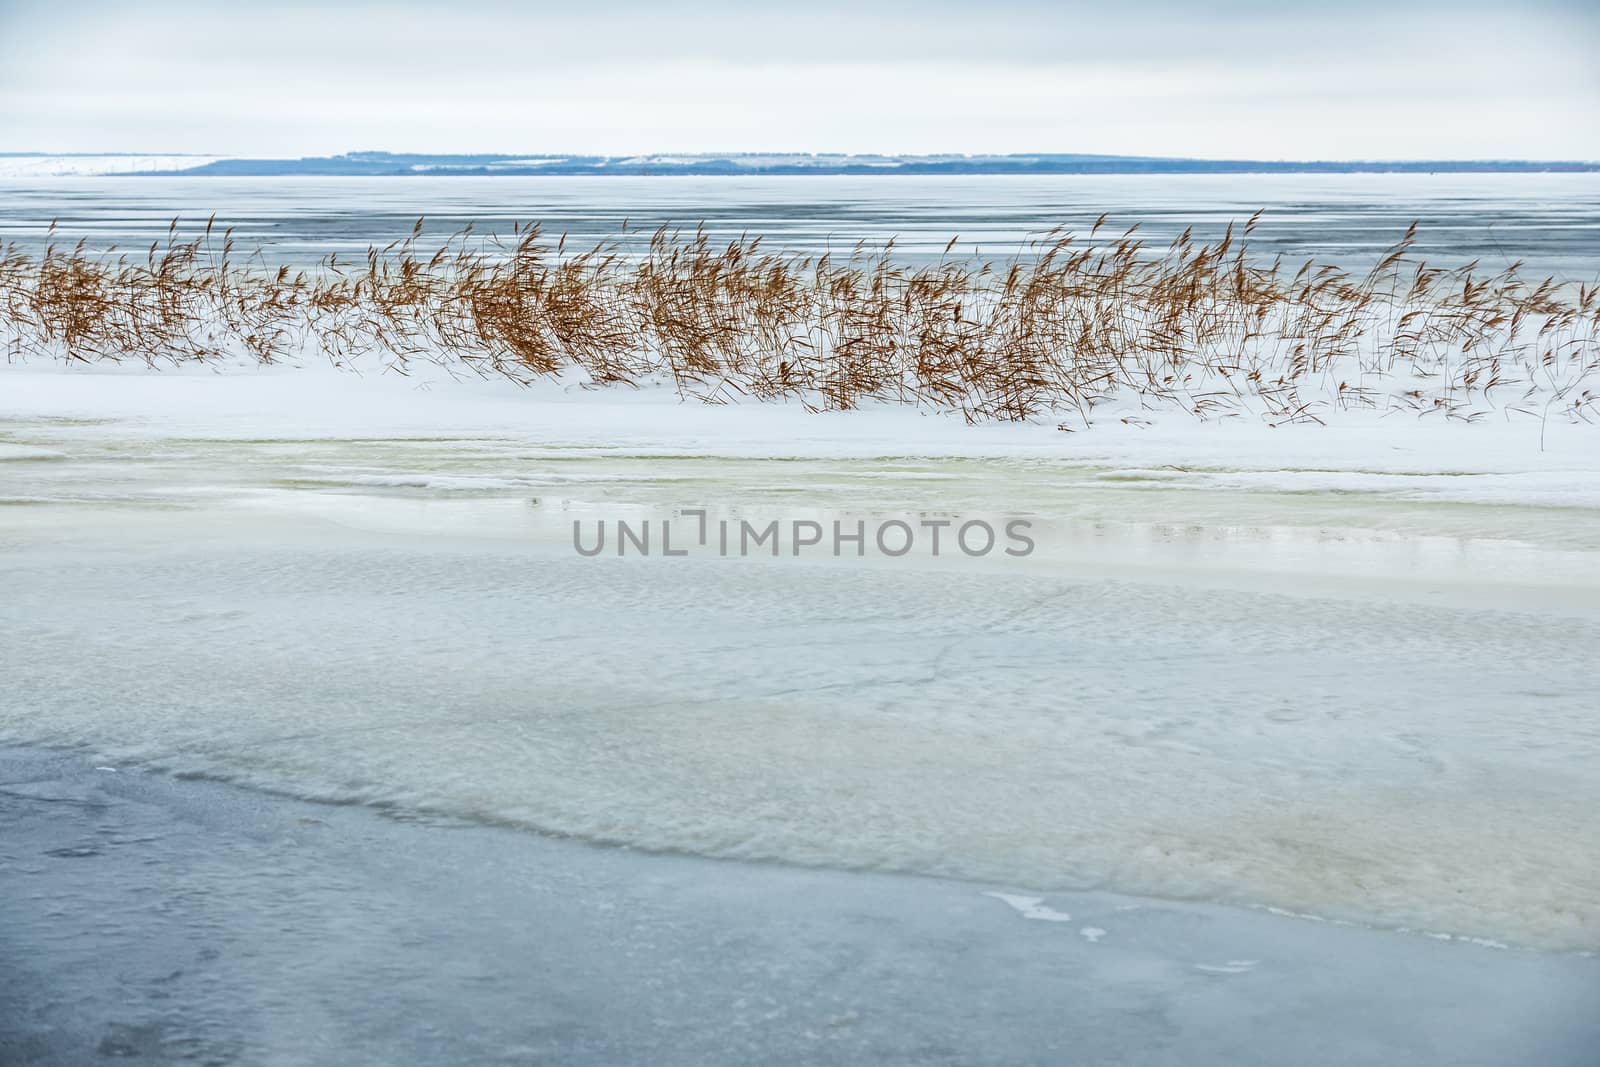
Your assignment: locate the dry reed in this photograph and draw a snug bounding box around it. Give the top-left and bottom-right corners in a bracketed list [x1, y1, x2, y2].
[3, 214, 1597, 429]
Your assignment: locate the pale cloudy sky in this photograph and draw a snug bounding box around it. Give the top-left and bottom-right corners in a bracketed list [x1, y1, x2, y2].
[2, 0, 1596, 159]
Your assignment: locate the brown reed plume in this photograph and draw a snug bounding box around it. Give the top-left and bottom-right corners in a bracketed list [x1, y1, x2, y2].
[3, 214, 1597, 429]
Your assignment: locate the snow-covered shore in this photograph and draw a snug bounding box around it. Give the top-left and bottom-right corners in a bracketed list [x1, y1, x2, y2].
[4, 359, 1598, 497]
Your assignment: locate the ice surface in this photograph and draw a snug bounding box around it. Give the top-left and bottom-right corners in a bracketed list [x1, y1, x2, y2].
[3, 359, 1598, 953]
[3, 172, 1598, 275]
[3, 747, 1597, 1066]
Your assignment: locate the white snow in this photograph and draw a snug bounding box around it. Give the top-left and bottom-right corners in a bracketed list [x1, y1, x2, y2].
[983, 893, 1074, 923]
[0, 154, 226, 177]
[1194, 960, 1260, 974]
[2, 360, 1597, 498]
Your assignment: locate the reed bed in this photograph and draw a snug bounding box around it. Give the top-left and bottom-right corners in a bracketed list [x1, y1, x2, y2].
[3, 214, 1598, 428]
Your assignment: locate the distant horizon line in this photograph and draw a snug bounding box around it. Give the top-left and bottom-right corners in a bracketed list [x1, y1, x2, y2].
[5, 149, 1600, 162]
[3, 150, 1597, 176]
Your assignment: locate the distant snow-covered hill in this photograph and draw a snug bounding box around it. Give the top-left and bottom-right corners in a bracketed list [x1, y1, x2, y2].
[1, 151, 1595, 177]
[0, 154, 228, 177]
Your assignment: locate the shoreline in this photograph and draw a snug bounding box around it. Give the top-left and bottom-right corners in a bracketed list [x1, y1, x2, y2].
[3, 744, 1598, 1065]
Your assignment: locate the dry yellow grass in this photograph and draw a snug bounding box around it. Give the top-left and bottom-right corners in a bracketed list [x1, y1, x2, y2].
[3, 214, 1597, 428]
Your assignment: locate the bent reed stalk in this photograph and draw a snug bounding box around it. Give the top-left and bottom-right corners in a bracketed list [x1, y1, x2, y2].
[3, 214, 1597, 428]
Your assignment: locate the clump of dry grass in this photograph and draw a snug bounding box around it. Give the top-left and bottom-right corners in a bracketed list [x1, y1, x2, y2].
[3, 214, 1598, 429]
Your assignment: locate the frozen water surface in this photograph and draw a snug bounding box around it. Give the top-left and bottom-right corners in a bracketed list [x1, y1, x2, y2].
[3, 365, 1598, 958]
[3, 747, 1597, 1066]
[2, 172, 1599, 1060]
[3, 173, 1598, 274]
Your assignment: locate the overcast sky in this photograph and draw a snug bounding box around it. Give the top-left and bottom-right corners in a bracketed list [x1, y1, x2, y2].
[2, 0, 1596, 159]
